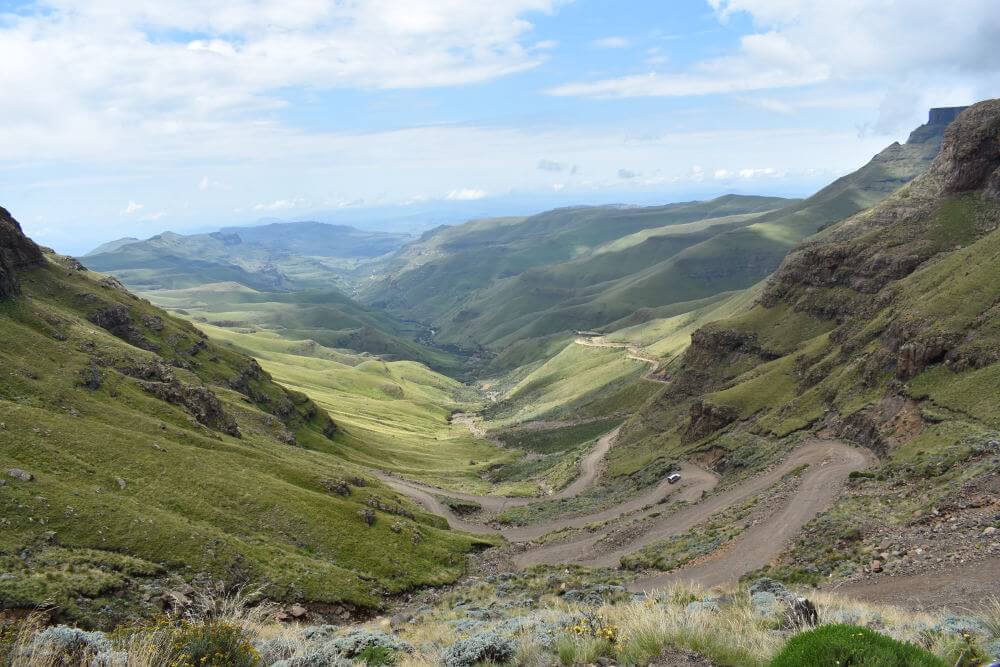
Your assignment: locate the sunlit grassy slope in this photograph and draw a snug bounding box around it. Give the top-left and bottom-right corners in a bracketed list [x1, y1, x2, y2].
[363, 196, 793, 365]
[613, 102, 1000, 482]
[198, 324, 518, 493]
[363, 118, 948, 374]
[137, 282, 466, 375]
[0, 250, 494, 620]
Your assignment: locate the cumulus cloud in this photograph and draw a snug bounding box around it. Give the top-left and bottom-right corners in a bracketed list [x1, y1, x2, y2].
[445, 188, 488, 201]
[121, 201, 145, 215]
[253, 198, 305, 211]
[0, 0, 564, 161]
[738, 167, 778, 179]
[549, 0, 1000, 113]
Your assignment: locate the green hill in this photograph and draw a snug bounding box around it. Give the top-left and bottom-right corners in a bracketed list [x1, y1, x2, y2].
[84, 221, 411, 291]
[609, 100, 1000, 580]
[362, 115, 950, 370]
[363, 196, 792, 365]
[0, 208, 494, 624]
[136, 282, 466, 375]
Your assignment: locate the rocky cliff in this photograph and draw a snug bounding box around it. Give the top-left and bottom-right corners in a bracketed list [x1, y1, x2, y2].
[621, 100, 1000, 461]
[0, 206, 44, 298]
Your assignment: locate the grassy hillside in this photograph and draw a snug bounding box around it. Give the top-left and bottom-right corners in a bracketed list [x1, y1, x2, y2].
[84, 221, 410, 291]
[363, 116, 949, 371]
[198, 324, 519, 493]
[609, 100, 1000, 579]
[362, 196, 791, 357]
[0, 211, 495, 625]
[136, 282, 466, 375]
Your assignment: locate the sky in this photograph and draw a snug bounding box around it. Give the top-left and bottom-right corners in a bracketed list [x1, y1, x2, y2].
[1, 0, 999, 254]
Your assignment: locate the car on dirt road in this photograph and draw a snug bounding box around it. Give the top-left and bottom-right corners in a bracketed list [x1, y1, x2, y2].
[667, 473, 682, 484]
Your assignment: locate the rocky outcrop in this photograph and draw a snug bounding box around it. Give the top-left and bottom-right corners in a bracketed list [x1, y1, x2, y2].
[141, 380, 240, 437]
[930, 100, 1000, 197]
[88, 305, 158, 351]
[684, 400, 738, 443]
[688, 328, 778, 360]
[0, 206, 45, 299]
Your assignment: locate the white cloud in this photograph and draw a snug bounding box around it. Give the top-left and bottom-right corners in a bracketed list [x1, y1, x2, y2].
[593, 36, 630, 49]
[0, 0, 565, 163]
[121, 201, 145, 215]
[549, 0, 1000, 111]
[253, 198, 305, 211]
[142, 211, 166, 221]
[738, 167, 778, 179]
[713, 168, 730, 179]
[445, 188, 488, 201]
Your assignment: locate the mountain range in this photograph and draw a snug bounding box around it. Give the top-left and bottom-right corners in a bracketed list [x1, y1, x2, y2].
[3, 101, 1000, 664]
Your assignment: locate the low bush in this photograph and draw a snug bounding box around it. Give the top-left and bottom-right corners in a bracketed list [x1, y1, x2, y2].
[441, 631, 517, 667]
[769, 625, 946, 667]
[167, 620, 260, 667]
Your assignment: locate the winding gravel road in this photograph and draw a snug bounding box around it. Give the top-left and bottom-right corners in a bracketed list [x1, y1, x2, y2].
[378, 428, 874, 591]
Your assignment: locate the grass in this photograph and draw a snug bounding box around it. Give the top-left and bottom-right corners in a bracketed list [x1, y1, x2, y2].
[484, 342, 657, 428]
[496, 418, 622, 455]
[140, 283, 466, 375]
[8, 570, 1000, 667]
[197, 323, 517, 493]
[769, 625, 946, 667]
[0, 257, 495, 621]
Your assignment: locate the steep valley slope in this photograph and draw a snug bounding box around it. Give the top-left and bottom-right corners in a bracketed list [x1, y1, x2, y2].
[0, 207, 497, 627]
[3, 101, 1000, 650]
[361, 110, 955, 372]
[605, 100, 1000, 585]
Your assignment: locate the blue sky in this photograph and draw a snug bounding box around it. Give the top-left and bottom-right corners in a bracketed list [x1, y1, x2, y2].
[1, 0, 999, 254]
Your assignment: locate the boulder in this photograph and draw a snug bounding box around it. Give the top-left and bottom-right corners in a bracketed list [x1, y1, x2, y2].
[8, 468, 34, 482]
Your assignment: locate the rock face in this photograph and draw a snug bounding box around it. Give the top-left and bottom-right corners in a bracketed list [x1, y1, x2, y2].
[929, 101, 1000, 196]
[87, 305, 158, 351]
[0, 206, 45, 299]
[684, 400, 738, 443]
[141, 380, 241, 437]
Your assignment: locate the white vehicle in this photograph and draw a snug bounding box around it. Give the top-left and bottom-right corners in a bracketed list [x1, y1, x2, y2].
[667, 473, 682, 484]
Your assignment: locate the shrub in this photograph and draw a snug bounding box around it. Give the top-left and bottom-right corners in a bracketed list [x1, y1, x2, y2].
[167, 620, 259, 667]
[16, 625, 113, 665]
[441, 631, 517, 666]
[769, 625, 947, 667]
[328, 629, 412, 659]
[357, 644, 397, 665]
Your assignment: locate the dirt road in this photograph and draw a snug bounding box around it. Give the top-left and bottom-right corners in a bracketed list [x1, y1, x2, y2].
[628, 441, 874, 591]
[830, 558, 1000, 612]
[514, 439, 872, 575]
[376, 427, 622, 519]
[574, 336, 670, 383]
[381, 426, 874, 594]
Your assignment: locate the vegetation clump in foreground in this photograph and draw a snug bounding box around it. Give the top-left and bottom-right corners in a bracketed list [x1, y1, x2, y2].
[768, 624, 946, 667]
[6, 575, 1000, 666]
